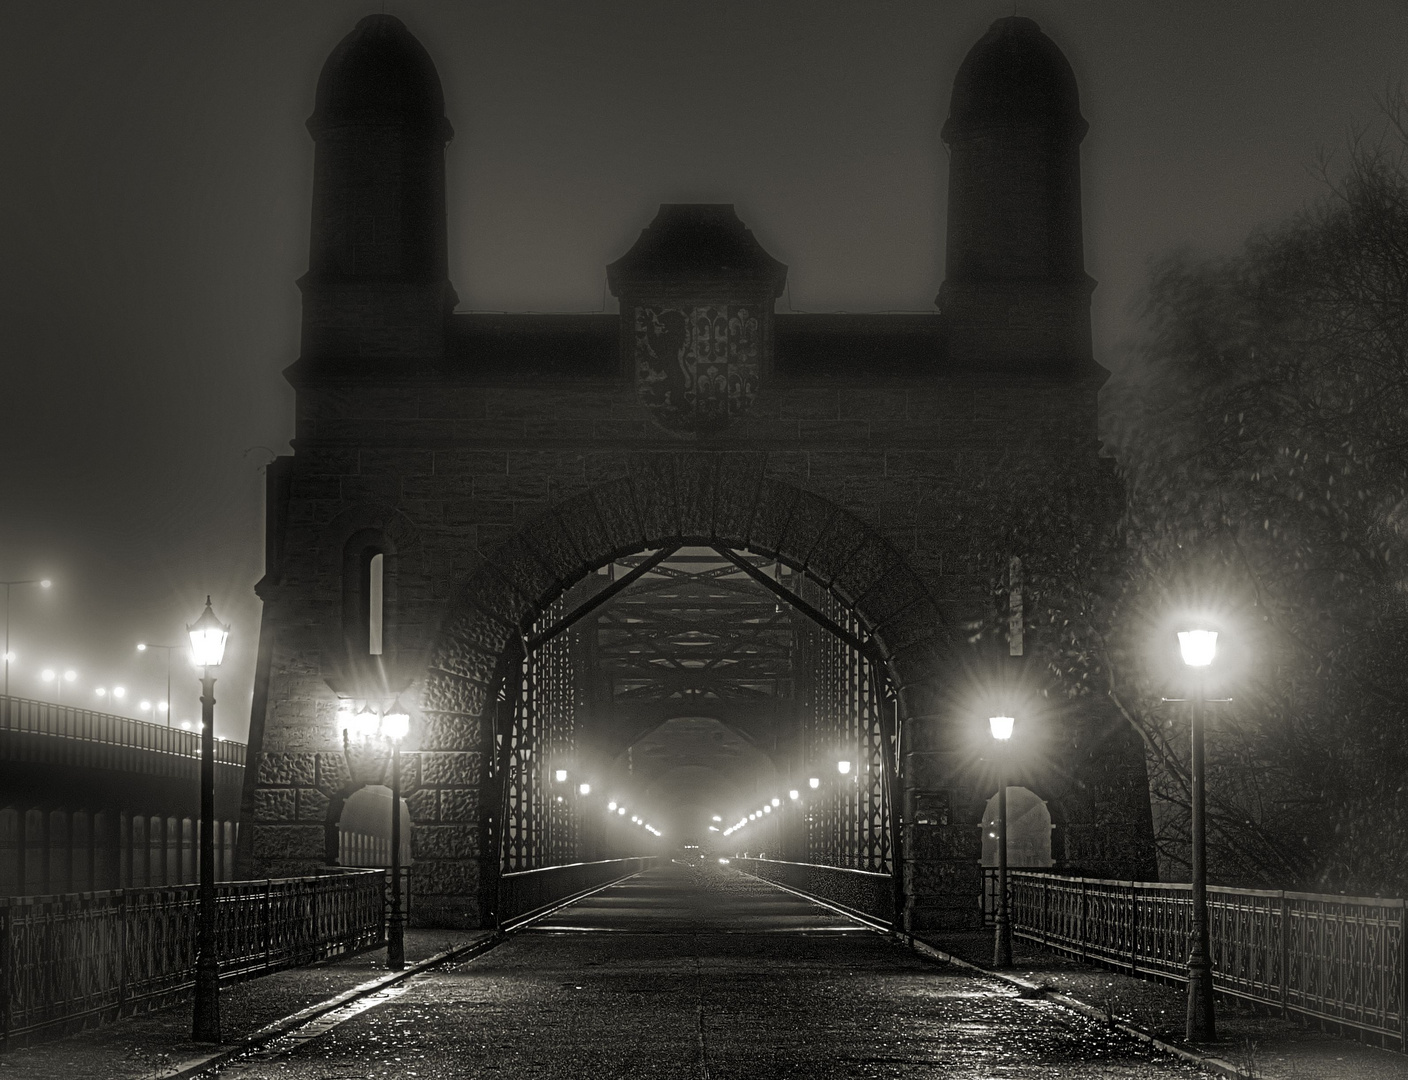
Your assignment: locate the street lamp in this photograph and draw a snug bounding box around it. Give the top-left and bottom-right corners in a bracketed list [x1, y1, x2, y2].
[837, 760, 852, 775]
[187, 596, 228, 1043]
[2, 577, 51, 700]
[382, 697, 409, 972]
[808, 777, 820, 789]
[988, 715, 1015, 968]
[1178, 628, 1218, 1041]
[138, 642, 180, 728]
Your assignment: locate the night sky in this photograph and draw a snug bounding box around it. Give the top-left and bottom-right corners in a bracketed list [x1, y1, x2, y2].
[1, 0, 1403, 740]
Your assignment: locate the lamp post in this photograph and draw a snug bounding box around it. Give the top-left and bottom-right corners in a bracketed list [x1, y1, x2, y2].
[188, 596, 229, 1043]
[1178, 628, 1218, 1041]
[382, 699, 409, 971]
[138, 642, 179, 727]
[989, 714, 1015, 968]
[2, 577, 51, 700]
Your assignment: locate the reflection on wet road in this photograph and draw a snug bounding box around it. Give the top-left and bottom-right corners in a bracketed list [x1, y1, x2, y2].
[213, 863, 1206, 1078]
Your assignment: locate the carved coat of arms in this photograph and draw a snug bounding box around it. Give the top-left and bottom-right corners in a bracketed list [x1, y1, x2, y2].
[634, 304, 759, 432]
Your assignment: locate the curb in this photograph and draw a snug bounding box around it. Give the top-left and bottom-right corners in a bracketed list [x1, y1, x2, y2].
[901, 936, 1245, 1079]
[143, 933, 503, 1080]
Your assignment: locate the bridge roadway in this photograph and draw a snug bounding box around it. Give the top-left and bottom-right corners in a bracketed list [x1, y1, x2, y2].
[215, 862, 1204, 1079]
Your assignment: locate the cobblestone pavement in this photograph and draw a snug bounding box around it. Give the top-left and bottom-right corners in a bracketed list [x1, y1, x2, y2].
[207, 863, 1206, 1079]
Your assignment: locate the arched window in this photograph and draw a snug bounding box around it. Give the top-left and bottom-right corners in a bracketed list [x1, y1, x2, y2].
[343, 531, 394, 663]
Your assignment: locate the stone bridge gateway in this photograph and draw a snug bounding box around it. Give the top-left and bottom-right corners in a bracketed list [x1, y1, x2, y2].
[239, 13, 1156, 931]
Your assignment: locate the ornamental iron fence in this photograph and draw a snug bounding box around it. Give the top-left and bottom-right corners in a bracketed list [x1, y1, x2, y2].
[994, 870, 1407, 1049]
[0, 870, 386, 1048]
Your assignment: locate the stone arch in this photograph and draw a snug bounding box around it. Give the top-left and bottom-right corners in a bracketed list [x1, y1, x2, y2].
[414, 455, 950, 927]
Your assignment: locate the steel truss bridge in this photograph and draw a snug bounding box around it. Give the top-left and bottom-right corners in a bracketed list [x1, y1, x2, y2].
[490, 547, 898, 886]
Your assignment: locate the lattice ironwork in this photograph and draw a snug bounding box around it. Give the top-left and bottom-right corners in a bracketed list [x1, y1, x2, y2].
[501, 597, 582, 872]
[0, 870, 385, 1047]
[1004, 870, 1408, 1048]
[795, 578, 895, 874]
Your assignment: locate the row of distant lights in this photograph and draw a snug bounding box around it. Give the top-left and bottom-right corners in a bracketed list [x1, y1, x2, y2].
[720, 761, 854, 837]
[550, 769, 663, 836]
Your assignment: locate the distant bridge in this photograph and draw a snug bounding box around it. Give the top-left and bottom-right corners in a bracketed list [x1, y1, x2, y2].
[0, 696, 243, 894]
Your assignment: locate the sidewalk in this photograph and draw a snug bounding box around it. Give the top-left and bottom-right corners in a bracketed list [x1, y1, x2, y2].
[0, 929, 493, 1080]
[920, 930, 1408, 1080]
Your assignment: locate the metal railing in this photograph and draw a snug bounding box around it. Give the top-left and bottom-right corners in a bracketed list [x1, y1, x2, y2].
[1002, 870, 1408, 1048]
[498, 857, 657, 930]
[0, 694, 246, 768]
[731, 857, 894, 927]
[0, 870, 385, 1048]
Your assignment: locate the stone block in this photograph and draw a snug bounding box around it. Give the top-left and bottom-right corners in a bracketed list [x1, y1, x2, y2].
[298, 787, 331, 823]
[712, 452, 765, 547]
[438, 787, 482, 821]
[421, 673, 489, 719]
[419, 711, 484, 751]
[421, 751, 484, 786]
[253, 788, 296, 823]
[519, 511, 588, 583]
[316, 752, 353, 796]
[834, 535, 904, 611]
[465, 564, 533, 633]
[359, 449, 434, 477]
[590, 477, 645, 554]
[676, 453, 720, 540]
[747, 479, 800, 557]
[413, 857, 482, 897]
[258, 753, 317, 787]
[252, 824, 325, 861]
[626, 455, 680, 542]
[805, 516, 870, 589]
[433, 449, 506, 476]
[484, 534, 559, 608]
[838, 388, 910, 421]
[412, 824, 481, 859]
[406, 787, 437, 821]
[553, 495, 614, 570]
[431, 636, 499, 686]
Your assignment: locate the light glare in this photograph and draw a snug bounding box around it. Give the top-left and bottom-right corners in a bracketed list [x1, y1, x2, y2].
[1178, 629, 1219, 668]
[989, 715, 1015, 741]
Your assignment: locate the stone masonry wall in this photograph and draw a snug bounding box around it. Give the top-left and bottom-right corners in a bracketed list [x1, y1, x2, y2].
[248, 367, 1154, 929]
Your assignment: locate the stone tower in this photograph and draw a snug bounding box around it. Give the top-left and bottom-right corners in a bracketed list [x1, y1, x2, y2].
[937, 16, 1095, 373]
[301, 14, 456, 362]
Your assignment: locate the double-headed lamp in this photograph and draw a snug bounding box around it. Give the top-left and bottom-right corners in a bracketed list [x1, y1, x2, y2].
[188, 597, 229, 668]
[989, 715, 1015, 741]
[1178, 629, 1218, 669]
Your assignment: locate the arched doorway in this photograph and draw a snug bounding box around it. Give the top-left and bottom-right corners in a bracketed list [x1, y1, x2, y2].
[981, 786, 1053, 868]
[337, 785, 411, 868]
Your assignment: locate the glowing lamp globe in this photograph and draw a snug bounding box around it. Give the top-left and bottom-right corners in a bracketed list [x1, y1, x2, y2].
[837, 760, 852, 775]
[187, 597, 229, 668]
[770, 797, 780, 807]
[808, 777, 820, 789]
[608, 801, 618, 811]
[579, 783, 591, 796]
[989, 715, 1015, 741]
[555, 769, 568, 783]
[382, 699, 410, 742]
[617, 807, 626, 816]
[1178, 629, 1218, 668]
[788, 790, 799, 800]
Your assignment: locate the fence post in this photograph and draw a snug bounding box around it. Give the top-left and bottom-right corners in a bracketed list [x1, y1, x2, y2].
[1080, 879, 1088, 961]
[1041, 877, 1049, 947]
[0, 902, 11, 1049]
[1130, 882, 1138, 973]
[1400, 898, 1407, 1049]
[117, 889, 128, 1010]
[263, 880, 272, 969]
[1280, 891, 1291, 1021]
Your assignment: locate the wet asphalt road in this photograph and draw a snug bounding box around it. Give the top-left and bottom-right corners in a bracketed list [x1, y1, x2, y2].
[213, 863, 1206, 1078]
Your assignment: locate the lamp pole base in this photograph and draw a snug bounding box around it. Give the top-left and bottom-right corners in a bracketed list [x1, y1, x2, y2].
[1185, 956, 1216, 1042]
